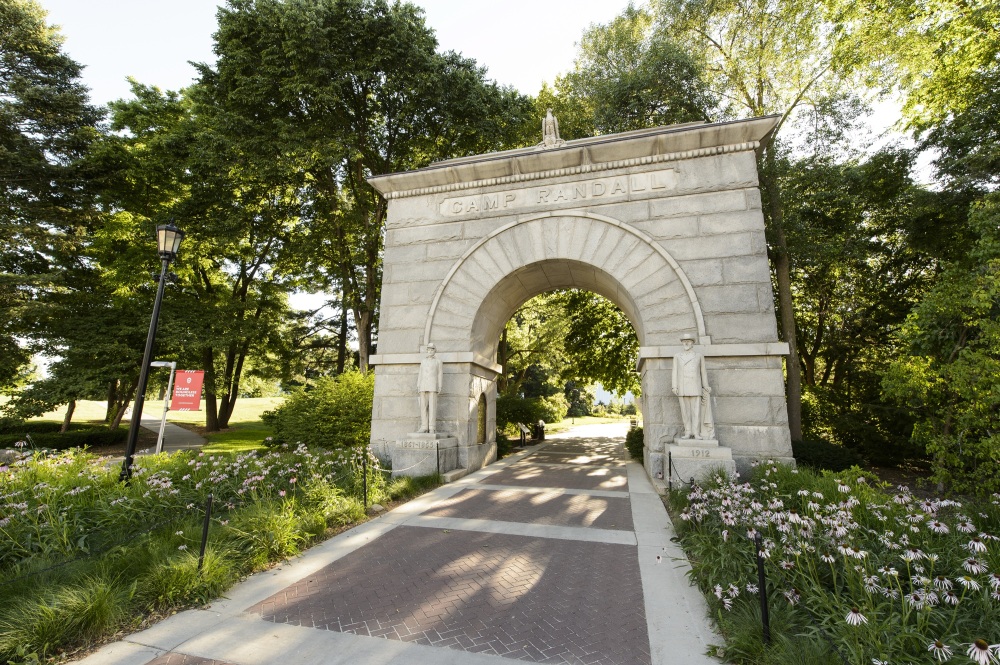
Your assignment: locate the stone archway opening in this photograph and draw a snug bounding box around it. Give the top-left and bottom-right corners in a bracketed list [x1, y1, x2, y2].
[491, 286, 641, 442]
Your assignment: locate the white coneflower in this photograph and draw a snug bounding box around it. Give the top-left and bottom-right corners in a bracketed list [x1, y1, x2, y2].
[893, 493, 912, 505]
[957, 521, 977, 533]
[902, 547, 926, 562]
[797, 489, 810, 496]
[908, 512, 926, 523]
[838, 482, 851, 493]
[713, 584, 724, 599]
[943, 590, 960, 606]
[966, 639, 999, 665]
[934, 575, 954, 590]
[967, 537, 988, 553]
[780, 560, 795, 570]
[847, 546, 868, 560]
[745, 582, 759, 594]
[863, 575, 881, 593]
[964, 558, 989, 575]
[906, 591, 926, 609]
[928, 520, 950, 534]
[821, 553, 836, 564]
[989, 573, 1000, 592]
[845, 607, 867, 626]
[957, 576, 982, 591]
[925, 590, 940, 606]
[928, 639, 953, 662]
[783, 588, 800, 605]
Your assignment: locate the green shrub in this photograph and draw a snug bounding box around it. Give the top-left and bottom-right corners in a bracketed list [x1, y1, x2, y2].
[495, 431, 514, 458]
[496, 393, 567, 429]
[137, 548, 237, 608]
[0, 573, 133, 657]
[262, 371, 374, 448]
[792, 438, 865, 471]
[625, 426, 643, 463]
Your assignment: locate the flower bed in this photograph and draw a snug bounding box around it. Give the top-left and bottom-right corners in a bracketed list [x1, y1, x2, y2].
[673, 463, 1000, 664]
[0, 444, 429, 662]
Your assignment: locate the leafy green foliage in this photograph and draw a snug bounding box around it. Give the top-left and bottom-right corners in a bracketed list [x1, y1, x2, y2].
[782, 148, 951, 463]
[0, 0, 102, 389]
[562, 291, 639, 397]
[625, 426, 643, 463]
[882, 195, 1000, 495]
[495, 393, 568, 431]
[262, 371, 374, 448]
[791, 439, 865, 472]
[551, 4, 712, 136]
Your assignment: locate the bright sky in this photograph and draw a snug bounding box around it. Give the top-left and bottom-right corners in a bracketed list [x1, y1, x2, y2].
[38, 0, 633, 104]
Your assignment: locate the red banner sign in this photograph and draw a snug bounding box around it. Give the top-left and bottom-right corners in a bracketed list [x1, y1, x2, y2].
[170, 370, 205, 411]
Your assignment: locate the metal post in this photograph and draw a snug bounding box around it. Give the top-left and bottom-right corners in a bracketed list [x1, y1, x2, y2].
[154, 361, 176, 454]
[668, 451, 672, 491]
[198, 493, 213, 571]
[120, 257, 171, 482]
[362, 452, 368, 509]
[754, 532, 771, 645]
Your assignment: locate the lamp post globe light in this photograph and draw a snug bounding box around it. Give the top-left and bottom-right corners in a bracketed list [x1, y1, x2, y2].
[119, 223, 184, 482]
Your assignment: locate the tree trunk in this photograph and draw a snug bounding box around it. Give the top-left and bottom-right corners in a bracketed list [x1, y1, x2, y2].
[61, 400, 76, 433]
[356, 308, 372, 371]
[760, 145, 803, 441]
[203, 347, 220, 432]
[106, 381, 118, 425]
[336, 300, 348, 374]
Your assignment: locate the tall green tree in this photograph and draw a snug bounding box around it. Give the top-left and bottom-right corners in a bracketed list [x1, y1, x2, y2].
[883, 195, 1000, 494]
[0, 0, 101, 387]
[198, 0, 535, 369]
[650, 0, 873, 440]
[542, 4, 713, 138]
[782, 148, 957, 460]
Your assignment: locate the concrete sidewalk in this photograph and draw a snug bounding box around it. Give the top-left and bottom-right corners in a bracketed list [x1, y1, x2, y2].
[77, 423, 721, 665]
[136, 417, 207, 455]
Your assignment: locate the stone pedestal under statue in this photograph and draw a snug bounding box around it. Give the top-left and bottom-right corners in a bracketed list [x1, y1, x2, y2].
[667, 437, 737, 483]
[392, 433, 458, 478]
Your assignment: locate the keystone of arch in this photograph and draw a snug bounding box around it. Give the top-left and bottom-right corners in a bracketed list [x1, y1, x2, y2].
[423, 211, 708, 353]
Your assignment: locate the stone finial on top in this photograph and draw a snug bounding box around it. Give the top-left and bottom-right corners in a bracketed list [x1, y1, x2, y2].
[539, 109, 566, 149]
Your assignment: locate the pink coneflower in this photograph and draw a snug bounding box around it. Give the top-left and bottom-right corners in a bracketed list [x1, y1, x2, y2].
[927, 639, 953, 662]
[844, 607, 867, 626]
[966, 639, 999, 665]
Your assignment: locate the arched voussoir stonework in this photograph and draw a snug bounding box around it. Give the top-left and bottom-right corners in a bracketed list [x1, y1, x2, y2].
[423, 211, 707, 359]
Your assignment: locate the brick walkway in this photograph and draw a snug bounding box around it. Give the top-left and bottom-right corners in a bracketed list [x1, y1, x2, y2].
[80, 423, 721, 665]
[246, 430, 650, 664]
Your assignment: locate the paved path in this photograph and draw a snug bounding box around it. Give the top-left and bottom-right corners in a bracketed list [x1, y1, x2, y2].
[136, 416, 207, 454]
[78, 423, 720, 665]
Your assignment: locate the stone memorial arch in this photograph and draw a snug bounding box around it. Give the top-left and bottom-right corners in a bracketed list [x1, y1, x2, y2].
[367, 116, 795, 484]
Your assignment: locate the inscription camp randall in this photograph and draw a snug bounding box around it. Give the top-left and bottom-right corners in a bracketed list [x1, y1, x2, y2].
[439, 167, 679, 216]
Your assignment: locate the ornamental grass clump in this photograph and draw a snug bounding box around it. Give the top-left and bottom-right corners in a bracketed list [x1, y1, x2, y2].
[0, 442, 391, 660]
[674, 463, 1000, 664]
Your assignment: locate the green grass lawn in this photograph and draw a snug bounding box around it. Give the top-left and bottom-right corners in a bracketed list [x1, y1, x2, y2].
[6, 397, 285, 454]
[546, 414, 635, 433]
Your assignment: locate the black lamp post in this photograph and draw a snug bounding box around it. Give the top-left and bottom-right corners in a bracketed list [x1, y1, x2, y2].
[119, 223, 184, 482]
